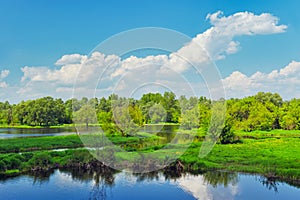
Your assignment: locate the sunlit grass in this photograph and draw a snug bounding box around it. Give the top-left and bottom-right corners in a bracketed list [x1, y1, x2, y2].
[1, 129, 300, 180]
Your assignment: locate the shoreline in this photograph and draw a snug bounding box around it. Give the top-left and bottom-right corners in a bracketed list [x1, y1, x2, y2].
[1, 129, 300, 184]
[1, 159, 299, 188]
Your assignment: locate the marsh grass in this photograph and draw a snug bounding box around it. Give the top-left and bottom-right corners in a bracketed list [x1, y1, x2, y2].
[0, 130, 300, 181]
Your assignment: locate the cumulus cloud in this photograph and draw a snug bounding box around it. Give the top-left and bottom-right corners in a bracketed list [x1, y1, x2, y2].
[21, 52, 120, 86]
[198, 11, 287, 60]
[55, 54, 87, 65]
[0, 70, 9, 79]
[207, 11, 287, 35]
[0, 69, 9, 88]
[2, 11, 290, 102]
[223, 61, 300, 99]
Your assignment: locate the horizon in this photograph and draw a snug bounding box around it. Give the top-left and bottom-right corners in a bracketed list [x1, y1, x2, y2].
[0, 91, 291, 105]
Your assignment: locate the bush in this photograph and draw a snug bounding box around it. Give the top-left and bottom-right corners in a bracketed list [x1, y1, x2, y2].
[2, 154, 23, 170]
[219, 122, 235, 144]
[0, 160, 7, 171]
[29, 152, 53, 168]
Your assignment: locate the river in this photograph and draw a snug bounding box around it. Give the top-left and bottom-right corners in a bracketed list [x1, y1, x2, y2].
[0, 169, 299, 200]
[0, 125, 179, 139]
[0, 127, 76, 139]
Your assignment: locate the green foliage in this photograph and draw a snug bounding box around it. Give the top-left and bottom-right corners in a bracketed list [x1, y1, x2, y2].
[149, 103, 167, 123]
[4, 169, 20, 176]
[0, 160, 6, 171]
[198, 97, 211, 129]
[161, 92, 180, 123]
[14, 97, 66, 126]
[219, 121, 235, 144]
[0, 101, 12, 125]
[1, 154, 23, 170]
[1, 91, 300, 133]
[112, 105, 140, 136]
[279, 99, 300, 130]
[0, 129, 300, 180]
[73, 104, 97, 128]
[29, 152, 53, 168]
[179, 130, 300, 180]
[226, 92, 289, 131]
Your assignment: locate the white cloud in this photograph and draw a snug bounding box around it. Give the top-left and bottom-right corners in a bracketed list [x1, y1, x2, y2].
[1, 11, 291, 102]
[0, 70, 9, 79]
[55, 54, 87, 65]
[21, 52, 120, 86]
[223, 61, 300, 99]
[161, 11, 287, 73]
[196, 11, 287, 61]
[279, 60, 300, 76]
[0, 82, 8, 88]
[0, 69, 9, 88]
[175, 174, 239, 200]
[206, 11, 287, 35]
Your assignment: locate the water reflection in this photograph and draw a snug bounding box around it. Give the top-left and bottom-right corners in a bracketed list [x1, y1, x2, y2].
[257, 176, 279, 192]
[203, 171, 238, 187]
[0, 127, 76, 139]
[2, 167, 299, 200]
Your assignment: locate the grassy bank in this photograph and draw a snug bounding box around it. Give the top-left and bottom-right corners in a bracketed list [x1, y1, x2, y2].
[0, 132, 160, 153]
[179, 137, 300, 180]
[0, 135, 83, 153]
[1, 130, 300, 182]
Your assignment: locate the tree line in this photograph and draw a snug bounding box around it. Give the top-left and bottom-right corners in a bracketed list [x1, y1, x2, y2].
[0, 92, 299, 132]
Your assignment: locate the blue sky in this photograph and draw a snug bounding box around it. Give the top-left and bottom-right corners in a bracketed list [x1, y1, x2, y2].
[1, 0, 300, 102]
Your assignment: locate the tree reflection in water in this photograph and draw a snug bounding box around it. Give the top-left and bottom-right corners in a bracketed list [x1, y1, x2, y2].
[257, 176, 279, 192]
[60, 167, 116, 200]
[202, 171, 238, 188]
[10, 167, 294, 199]
[28, 169, 55, 185]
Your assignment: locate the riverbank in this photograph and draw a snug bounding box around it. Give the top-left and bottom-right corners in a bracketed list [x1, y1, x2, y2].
[0, 124, 76, 129]
[1, 130, 300, 183]
[0, 123, 180, 129]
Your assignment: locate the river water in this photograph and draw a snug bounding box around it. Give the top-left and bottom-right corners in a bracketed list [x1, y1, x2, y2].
[0, 125, 179, 139]
[0, 127, 76, 139]
[0, 169, 299, 200]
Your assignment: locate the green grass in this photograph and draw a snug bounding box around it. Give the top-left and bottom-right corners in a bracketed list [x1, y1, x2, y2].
[0, 135, 83, 153]
[4, 169, 20, 176]
[1, 129, 300, 181]
[177, 132, 300, 180]
[0, 132, 163, 153]
[0, 149, 95, 176]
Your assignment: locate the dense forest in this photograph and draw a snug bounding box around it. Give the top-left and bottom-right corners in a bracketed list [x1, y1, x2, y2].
[0, 92, 300, 132]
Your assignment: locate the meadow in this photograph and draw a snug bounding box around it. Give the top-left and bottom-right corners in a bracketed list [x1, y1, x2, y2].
[1, 129, 299, 184]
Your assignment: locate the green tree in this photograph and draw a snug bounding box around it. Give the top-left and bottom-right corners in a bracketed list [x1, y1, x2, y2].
[148, 103, 167, 123]
[161, 92, 180, 123]
[112, 105, 140, 136]
[279, 99, 300, 130]
[139, 93, 163, 123]
[198, 97, 211, 129]
[0, 101, 12, 125]
[180, 106, 199, 130]
[219, 119, 235, 144]
[179, 96, 199, 130]
[73, 104, 97, 128]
